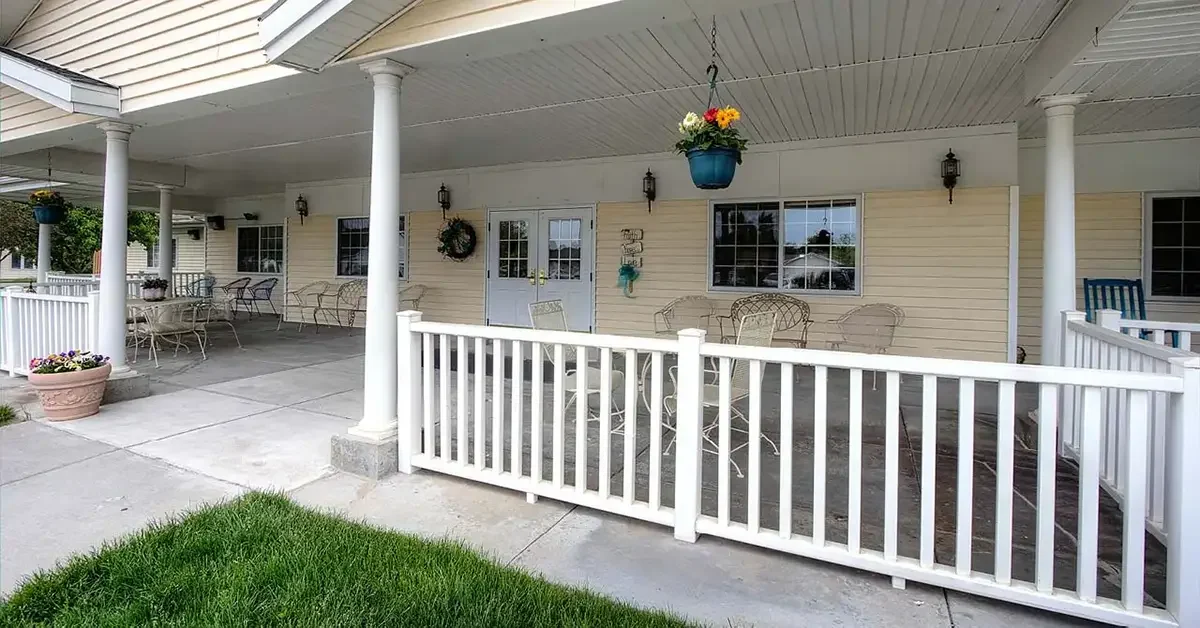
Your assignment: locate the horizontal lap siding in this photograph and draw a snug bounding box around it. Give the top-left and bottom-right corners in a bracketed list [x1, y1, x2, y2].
[206, 222, 285, 311]
[176, 233, 206, 271]
[1018, 193, 1142, 364]
[1, 0, 288, 142]
[595, 188, 1011, 361]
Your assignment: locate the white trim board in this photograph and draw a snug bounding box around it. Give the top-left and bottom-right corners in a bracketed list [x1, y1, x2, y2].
[0, 47, 119, 117]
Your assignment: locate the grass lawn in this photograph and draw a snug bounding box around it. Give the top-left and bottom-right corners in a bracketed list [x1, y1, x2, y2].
[1, 492, 692, 627]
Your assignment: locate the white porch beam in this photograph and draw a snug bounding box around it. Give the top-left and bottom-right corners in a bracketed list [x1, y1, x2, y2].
[157, 185, 174, 285]
[0, 47, 120, 117]
[1023, 0, 1133, 103]
[36, 223, 51, 284]
[349, 59, 414, 441]
[0, 148, 186, 189]
[1040, 95, 1086, 366]
[96, 121, 135, 374]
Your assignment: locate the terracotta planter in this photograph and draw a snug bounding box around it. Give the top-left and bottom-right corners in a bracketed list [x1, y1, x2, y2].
[29, 363, 111, 421]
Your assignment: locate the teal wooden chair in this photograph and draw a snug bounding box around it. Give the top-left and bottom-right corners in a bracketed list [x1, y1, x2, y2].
[1082, 278, 1178, 347]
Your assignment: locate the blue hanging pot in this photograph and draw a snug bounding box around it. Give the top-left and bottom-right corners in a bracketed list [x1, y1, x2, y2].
[686, 147, 739, 190]
[32, 205, 66, 225]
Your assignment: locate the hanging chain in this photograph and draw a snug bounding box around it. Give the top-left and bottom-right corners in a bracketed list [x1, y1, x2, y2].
[705, 16, 719, 109]
[46, 148, 52, 184]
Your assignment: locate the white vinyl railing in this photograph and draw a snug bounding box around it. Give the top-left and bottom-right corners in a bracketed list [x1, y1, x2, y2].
[171, 272, 211, 297]
[41, 275, 142, 298]
[1, 288, 99, 376]
[1063, 310, 1197, 542]
[1109, 313, 1200, 353]
[392, 310, 1199, 628]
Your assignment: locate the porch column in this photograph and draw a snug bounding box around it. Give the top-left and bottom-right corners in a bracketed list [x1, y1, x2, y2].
[1039, 95, 1085, 366]
[97, 121, 135, 373]
[350, 59, 413, 441]
[157, 185, 174, 287]
[36, 223, 51, 285]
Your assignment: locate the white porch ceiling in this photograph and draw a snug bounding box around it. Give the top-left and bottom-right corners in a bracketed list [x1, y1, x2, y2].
[18, 0, 1200, 194]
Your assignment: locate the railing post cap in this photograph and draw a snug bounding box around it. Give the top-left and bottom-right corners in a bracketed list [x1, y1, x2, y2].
[397, 310, 422, 321]
[677, 328, 707, 340]
[1063, 310, 1086, 320]
[1169, 355, 1200, 369]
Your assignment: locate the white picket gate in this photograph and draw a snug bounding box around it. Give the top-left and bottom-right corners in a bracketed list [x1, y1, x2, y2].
[392, 310, 1198, 628]
[0, 288, 100, 376]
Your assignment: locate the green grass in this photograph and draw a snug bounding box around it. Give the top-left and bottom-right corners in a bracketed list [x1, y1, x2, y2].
[0, 405, 17, 426]
[1, 492, 691, 627]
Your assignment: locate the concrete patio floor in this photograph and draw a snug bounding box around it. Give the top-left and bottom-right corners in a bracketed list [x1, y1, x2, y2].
[0, 317, 1112, 625]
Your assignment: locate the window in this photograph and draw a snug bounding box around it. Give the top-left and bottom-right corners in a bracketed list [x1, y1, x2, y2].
[9, 253, 32, 270]
[336, 216, 407, 278]
[711, 198, 859, 293]
[237, 225, 284, 274]
[146, 239, 178, 269]
[1147, 195, 1200, 298]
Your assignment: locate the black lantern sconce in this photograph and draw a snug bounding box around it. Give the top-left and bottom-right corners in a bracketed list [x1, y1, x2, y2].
[438, 183, 451, 218]
[295, 194, 309, 225]
[642, 168, 656, 213]
[942, 149, 960, 204]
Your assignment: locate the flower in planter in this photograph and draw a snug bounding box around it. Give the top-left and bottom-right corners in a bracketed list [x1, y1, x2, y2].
[29, 351, 109, 375]
[673, 105, 748, 163]
[29, 189, 66, 209]
[141, 277, 170, 290]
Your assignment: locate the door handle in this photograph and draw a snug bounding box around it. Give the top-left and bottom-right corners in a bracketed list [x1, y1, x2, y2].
[528, 270, 536, 285]
[538, 268, 547, 285]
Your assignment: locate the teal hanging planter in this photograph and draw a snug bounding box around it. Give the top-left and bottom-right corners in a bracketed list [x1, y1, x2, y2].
[32, 205, 66, 225]
[686, 147, 739, 190]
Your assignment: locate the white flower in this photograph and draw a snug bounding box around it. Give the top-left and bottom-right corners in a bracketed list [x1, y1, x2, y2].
[680, 111, 702, 133]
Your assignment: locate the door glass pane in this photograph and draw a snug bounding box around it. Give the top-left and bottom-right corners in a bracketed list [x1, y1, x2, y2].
[547, 218, 582, 280]
[497, 219, 529, 278]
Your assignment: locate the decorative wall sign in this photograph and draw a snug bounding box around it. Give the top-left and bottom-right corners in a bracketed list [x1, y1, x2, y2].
[618, 228, 644, 297]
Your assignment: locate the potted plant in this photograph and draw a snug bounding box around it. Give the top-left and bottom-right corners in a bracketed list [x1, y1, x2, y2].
[142, 277, 169, 301]
[28, 351, 111, 421]
[29, 189, 67, 224]
[674, 106, 748, 190]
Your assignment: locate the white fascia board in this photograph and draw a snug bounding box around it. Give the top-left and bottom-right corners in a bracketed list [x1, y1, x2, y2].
[0, 51, 119, 116]
[260, 0, 356, 69]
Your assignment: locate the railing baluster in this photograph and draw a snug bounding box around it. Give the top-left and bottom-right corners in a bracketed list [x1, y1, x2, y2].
[1078, 386, 1102, 603]
[623, 349, 637, 505]
[920, 374, 937, 568]
[1123, 389, 1149, 613]
[649, 351, 663, 510]
[1036, 383, 1059, 593]
[1180, 330, 1192, 351]
[717, 357, 732, 527]
[531, 342, 543, 487]
[474, 337, 485, 468]
[848, 368, 863, 554]
[748, 359, 763, 534]
[995, 380, 1016, 585]
[553, 344, 565, 488]
[884, 371, 900, 562]
[956, 377, 975, 576]
[510, 340, 524, 478]
[458, 336, 468, 464]
[1152, 329, 1165, 346]
[598, 348, 612, 499]
[779, 362, 794, 539]
[492, 339, 505, 472]
[439, 334, 450, 460]
[575, 346, 587, 493]
[422, 333, 434, 456]
[813, 365, 828, 547]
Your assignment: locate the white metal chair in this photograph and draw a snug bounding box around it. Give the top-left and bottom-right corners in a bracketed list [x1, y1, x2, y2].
[278, 280, 330, 332]
[197, 297, 243, 349]
[652, 295, 721, 336]
[132, 302, 207, 368]
[320, 279, 367, 327]
[665, 311, 779, 478]
[529, 299, 626, 432]
[829, 303, 905, 389]
[399, 284, 427, 311]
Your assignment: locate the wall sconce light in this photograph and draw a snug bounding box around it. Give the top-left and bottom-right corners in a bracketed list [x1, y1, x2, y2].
[942, 149, 960, 204]
[295, 194, 309, 225]
[438, 183, 451, 218]
[186, 228, 202, 241]
[206, 215, 225, 231]
[242, 212, 258, 221]
[642, 168, 656, 213]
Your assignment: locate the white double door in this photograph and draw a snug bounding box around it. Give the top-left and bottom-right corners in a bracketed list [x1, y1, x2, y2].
[486, 207, 594, 331]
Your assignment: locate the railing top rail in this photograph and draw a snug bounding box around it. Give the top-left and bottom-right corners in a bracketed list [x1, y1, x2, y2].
[1069, 318, 1196, 362]
[409, 320, 681, 354]
[1119, 318, 1200, 333]
[3, 290, 91, 303]
[701, 340, 1188, 393]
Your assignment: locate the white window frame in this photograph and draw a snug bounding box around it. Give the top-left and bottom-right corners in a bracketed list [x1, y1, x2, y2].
[146, 238, 178, 270]
[10, 252, 33, 270]
[236, 224, 285, 275]
[707, 195, 864, 296]
[1143, 192, 1200, 302]
[334, 214, 408, 280]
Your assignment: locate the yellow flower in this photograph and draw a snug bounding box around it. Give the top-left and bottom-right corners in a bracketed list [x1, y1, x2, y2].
[721, 106, 740, 123]
[715, 110, 733, 129]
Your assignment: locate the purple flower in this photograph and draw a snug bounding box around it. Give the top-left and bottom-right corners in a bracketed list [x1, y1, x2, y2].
[68, 350, 76, 357]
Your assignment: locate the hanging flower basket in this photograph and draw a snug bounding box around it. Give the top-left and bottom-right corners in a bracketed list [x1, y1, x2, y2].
[674, 107, 747, 191]
[29, 189, 67, 224]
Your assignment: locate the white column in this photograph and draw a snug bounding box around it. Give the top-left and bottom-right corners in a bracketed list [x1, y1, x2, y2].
[36, 223, 51, 284]
[350, 59, 414, 441]
[157, 185, 174, 286]
[1039, 95, 1086, 366]
[97, 121, 135, 374]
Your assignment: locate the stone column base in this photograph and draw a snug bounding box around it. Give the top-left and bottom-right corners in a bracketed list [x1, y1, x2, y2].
[103, 371, 151, 404]
[332, 433, 398, 480]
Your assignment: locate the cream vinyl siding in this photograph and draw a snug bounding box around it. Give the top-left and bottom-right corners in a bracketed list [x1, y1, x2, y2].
[349, 0, 538, 59]
[206, 222, 285, 311]
[0, 251, 38, 280]
[1019, 193, 1200, 361]
[0, 0, 293, 142]
[595, 188, 1012, 361]
[282, 210, 486, 327]
[126, 230, 207, 273]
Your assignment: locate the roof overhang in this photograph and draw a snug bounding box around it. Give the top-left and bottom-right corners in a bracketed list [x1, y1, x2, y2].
[259, 0, 421, 72]
[0, 47, 120, 117]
